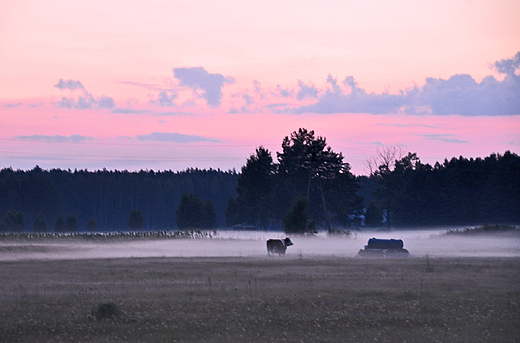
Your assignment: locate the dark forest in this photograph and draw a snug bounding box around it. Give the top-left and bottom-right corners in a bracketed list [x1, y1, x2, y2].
[1, 129, 519, 232]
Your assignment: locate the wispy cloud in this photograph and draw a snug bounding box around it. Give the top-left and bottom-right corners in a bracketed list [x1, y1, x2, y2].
[119, 81, 172, 91]
[111, 108, 149, 114]
[15, 134, 94, 142]
[417, 134, 469, 144]
[135, 132, 221, 143]
[29, 101, 44, 108]
[151, 91, 177, 107]
[3, 102, 23, 108]
[378, 123, 439, 128]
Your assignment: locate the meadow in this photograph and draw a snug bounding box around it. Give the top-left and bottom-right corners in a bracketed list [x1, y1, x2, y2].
[1, 252, 519, 342]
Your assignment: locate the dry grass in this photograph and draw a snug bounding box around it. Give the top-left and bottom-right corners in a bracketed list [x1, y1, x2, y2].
[1, 256, 519, 342]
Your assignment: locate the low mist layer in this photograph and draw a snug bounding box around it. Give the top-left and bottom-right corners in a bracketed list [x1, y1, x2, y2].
[1, 229, 518, 261]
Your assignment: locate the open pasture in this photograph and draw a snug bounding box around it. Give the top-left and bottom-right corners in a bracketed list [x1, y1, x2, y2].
[1, 252, 519, 342]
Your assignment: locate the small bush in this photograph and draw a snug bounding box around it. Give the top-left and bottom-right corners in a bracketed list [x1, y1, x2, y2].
[328, 228, 352, 237]
[481, 224, 516, 232]
[94, 302, 124, 321]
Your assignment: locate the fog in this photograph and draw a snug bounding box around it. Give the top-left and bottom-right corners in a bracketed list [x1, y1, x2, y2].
[1, 229, 519, 261]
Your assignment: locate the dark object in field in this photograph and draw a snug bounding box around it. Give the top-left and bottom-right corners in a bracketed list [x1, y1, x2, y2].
[94, 302, 124, 321]
[267, 237, 293, 256]
[357, 238, 409, 258]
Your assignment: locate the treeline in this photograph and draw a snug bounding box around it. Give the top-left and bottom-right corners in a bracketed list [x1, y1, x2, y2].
[1, 128, 519, 232]
[365, 151, 520, 227]
[0, 167, 238, 231]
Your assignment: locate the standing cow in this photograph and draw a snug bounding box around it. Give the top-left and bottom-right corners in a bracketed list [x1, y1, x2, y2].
[266, 237, 293, 256]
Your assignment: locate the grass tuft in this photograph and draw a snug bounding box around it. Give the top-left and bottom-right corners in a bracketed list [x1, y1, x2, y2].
[93, 302, 125, 321]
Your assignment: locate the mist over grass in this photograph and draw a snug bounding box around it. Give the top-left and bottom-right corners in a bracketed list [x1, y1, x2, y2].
[0, 228, 518, 261]
[1, 227, 518, 342]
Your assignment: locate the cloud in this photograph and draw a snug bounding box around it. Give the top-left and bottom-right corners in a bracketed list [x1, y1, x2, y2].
[135, 132, 221, 143]
[295, 74, 409, 114]
[293, 52, 520, 116]
[378, 123, 438, 128]
[111, 108, 149, 114]
[243, 94, 254, 106]
[54, 79, 85, 91]
[55, 95, 96, 109]
[16, 134, 94, 142]
[119, 81, 169, 91]
[264, 103, 289, 108]
[277, 85, 292, 98]
[357, 141, 385, 146]
[3, 102, 23, 108]
[151, 91, 177, 107]
[53, 79, 115, 110]
[29, 101, 45, 108]
[98, 96, 115, 109]
[151, 111, 195, 116]
[411, 73, 520, 116]
[173, 67, 235, 107]
[417, 134, 469, 144]
[296, 81, 319, 100]
[494, 51, 520, 80]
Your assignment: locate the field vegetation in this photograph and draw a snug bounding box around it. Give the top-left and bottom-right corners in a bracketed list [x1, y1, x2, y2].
[0, 230, 217, 241]
[445, 224, 518, 235]
[1, 254, 518, 342]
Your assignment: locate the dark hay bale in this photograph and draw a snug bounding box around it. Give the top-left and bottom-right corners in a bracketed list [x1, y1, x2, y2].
[94, 302, 124, 321]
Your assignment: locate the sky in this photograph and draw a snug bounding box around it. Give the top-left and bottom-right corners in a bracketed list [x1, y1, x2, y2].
[1, 0, 519, 175]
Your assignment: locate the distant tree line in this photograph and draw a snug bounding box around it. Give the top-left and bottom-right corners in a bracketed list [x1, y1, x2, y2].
[1, 129, 519, 233]
[364, 150, 520, 227]
[0, 167, 237, 232]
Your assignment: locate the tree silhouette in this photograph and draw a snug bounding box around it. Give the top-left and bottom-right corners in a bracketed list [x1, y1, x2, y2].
[33, 213, 47, 232]
[0, 211, 25, 232]
[201, 199, 217, 229]
[54, 215, 65, 232]
[364, 201, 383, 227]
[277, 128, 355, 230]
[86, 217, 98, 231]
[283, 198, 316, 235]
[65, 214, 78, 231]
[176, 193, 217, 229]
[225, 196, 239, 227]
[235, 146, 276, 229]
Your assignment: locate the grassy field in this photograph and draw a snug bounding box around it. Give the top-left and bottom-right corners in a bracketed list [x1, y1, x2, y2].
[1, 255, 519, 342]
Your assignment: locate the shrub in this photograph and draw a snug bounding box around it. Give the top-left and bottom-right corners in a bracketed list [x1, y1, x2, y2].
[94, 302, 124, 321]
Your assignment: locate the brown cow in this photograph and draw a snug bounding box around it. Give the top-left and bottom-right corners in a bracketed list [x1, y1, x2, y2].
[266, 238, 293, 256]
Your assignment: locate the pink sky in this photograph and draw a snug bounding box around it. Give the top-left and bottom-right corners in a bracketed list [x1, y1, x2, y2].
[1, 0, 519, 175]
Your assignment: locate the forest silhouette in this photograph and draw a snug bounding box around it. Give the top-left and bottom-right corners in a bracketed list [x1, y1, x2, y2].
[1, 128, 519, 232]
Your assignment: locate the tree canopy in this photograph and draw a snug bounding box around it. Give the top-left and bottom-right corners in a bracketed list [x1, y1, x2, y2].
[176, 193, 217, 229]
[371, 150, 520, 226]
[0, 167, 238, 231]
[228, 128, 363, 231]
